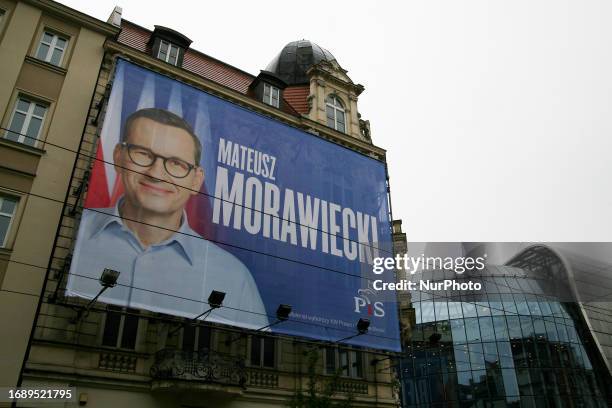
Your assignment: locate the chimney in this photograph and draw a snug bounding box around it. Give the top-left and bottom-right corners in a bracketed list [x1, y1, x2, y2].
[107, 6, 122, 28]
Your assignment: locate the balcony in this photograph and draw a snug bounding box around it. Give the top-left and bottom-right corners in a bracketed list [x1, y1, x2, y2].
[150, 348, 246, 393]
[332, 379, 369, 395]
[99, 351, 138, 373]
[246, 368, 279, 388]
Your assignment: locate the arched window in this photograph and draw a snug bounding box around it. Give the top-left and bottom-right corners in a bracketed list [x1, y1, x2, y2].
[326, 95, 346, 133]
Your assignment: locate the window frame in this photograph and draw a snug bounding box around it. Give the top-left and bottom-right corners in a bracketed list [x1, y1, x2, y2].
[249, 335, 276, 368]
[157, 39, 181, 66]
[100, 306, 140, 350]
[5, 96, 48, 147]
[324, 346, 364, 379]
[0, 6, 9, 38]
[325, 95, 346, 133]
[0, 195, 19, 248]
[181, 324, 212, 352]
[263, 83, 280, 108]
[35, 30, 69, 67]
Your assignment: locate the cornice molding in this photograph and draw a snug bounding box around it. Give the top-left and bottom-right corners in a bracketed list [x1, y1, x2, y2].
[308, 64, 365, 96]
[24, 55, 67, 76]
[0, 137, 45, 159]
[23, 0, 120, 37]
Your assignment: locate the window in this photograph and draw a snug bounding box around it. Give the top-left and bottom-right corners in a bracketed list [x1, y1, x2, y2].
[250, 335, 275, 368]
[263, 83, 280, 108]
[35, 31, 68, 66]
[325, 347, 363, 378]
[101, 306, 139, 349]
[0, 9, 7, 32]
[5, 97, 47, 146]
[182, 325, 211, 351]
[325, 347, 336, 374]
[326, 95, 346, 133]
[158, 40, 180, 66]
[0, 196, 18, 247]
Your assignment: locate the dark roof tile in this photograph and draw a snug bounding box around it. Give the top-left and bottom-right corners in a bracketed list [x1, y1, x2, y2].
[283, 86, 310, 114]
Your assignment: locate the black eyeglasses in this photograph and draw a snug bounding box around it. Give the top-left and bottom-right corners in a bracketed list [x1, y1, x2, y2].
[120, 142, 196, 178]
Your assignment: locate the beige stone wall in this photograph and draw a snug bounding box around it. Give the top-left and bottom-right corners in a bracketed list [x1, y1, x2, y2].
[0, 0, 114, 393]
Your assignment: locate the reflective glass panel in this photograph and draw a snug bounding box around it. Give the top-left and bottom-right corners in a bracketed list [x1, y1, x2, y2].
[451, 319, 467, 344]
[465, 318, 481, 342]
[479, 316, 495, 341]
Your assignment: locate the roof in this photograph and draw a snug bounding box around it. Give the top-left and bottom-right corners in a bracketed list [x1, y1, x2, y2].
[116, 20, 308, 113]
[283, 86, 310, 114]
[266, 40, 337, 85]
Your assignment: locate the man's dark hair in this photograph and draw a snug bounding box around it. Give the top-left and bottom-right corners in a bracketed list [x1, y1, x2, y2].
[121, 108, 202, 164]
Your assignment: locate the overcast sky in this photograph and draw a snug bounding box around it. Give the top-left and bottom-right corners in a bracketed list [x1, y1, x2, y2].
[59, 0, 612, 241]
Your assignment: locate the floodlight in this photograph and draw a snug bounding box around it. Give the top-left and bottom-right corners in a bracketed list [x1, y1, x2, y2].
[72, 268, 121, 323]
[276, 304, 292, 321]
[357, 318, 370, 334]
[208, 290, 226, 309]
[169, 290, 226, 338]
[333, 318, 371, 343]
[225, 303, 292, 346]
[192, 290, 226, 321]
[99, 268, 120, 288]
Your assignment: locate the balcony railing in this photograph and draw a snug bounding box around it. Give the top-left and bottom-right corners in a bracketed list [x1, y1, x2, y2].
[332, 379, 369, 395]
[150, 348, 246, 387]
[99, 351, 138, 373]
[246, 368, 279, 388]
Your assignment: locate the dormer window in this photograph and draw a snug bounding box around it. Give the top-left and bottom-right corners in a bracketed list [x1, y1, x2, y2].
[158, 40, 180, 66]
[263, 83, 280, 108]
[248, 71, 287, 110]
[148, 25, 192, 68]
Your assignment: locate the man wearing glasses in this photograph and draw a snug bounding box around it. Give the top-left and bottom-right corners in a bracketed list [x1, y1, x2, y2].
[67, 108, 269, 329]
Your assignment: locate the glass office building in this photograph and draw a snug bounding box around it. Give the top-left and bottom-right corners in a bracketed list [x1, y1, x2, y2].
[400, 244, 612, 407]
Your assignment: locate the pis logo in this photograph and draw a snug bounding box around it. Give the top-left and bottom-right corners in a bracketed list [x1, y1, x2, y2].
[354, 288, 385, 317]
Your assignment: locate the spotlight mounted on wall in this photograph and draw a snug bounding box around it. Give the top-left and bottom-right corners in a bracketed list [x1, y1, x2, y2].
[99, 268, 120, 288]
[169, 290, 226, 337]
[225, 304, 292, 346]
[192, 290, 225, 321]
[206, 290, 226, 310]
[276, 304, 292, 322]
[334, 318, 370, 343]
[72, 268, 120, 323]
[357, 318, 371, 334]
[256, 303, 292, 331]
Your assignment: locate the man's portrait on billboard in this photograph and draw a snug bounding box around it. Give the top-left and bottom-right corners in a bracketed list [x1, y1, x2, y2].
[66, 108, 269, 329]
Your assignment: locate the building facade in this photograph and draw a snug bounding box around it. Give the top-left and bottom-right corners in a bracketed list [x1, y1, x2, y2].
[0, 0, 118, 393]
[0, 2, 408, 407]
[399, 243, 612, 408]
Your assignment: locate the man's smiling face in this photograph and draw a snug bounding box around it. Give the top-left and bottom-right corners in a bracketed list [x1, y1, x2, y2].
[113, 117, 204, 217]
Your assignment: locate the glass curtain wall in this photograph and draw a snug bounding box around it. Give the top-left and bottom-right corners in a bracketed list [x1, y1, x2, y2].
[400, 263, 610, 408]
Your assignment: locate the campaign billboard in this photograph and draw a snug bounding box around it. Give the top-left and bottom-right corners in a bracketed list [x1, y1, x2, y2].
[66, 59, 400, 351]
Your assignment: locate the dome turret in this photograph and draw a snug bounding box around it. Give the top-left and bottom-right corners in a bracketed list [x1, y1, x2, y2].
[265, 40, 336, 85]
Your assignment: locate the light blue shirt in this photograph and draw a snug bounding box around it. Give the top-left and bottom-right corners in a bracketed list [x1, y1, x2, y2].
[66, 202, 269, 329]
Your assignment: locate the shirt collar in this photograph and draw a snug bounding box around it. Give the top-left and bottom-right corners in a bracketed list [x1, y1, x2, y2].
[87, 198, 198, 265]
